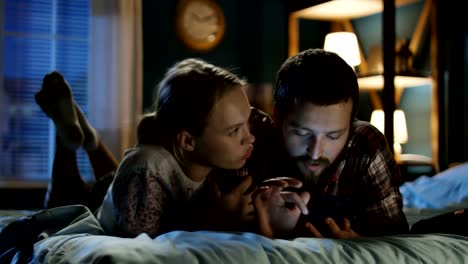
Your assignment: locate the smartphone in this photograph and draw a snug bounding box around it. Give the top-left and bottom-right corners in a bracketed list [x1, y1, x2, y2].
[305, 195, 357, 235]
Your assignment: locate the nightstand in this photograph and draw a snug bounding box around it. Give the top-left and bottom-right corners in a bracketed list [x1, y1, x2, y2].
[397, 153, 438, 183]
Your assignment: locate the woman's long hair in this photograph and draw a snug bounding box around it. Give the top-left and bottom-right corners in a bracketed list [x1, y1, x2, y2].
[137, 58, 246, 165]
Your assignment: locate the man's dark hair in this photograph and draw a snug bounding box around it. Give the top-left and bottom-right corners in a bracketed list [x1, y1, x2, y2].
[274, 48, 359, 120]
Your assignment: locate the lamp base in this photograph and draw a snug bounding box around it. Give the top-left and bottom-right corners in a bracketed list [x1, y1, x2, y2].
[394, 142, 402, 162]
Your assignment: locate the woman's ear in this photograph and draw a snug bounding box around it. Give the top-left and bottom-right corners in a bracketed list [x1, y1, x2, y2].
[177, 131, 196, 151]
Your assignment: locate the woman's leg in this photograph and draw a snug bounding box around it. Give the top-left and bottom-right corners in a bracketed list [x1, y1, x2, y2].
[35, 71, 84, 150]
[45, 110, 118, 211]
[86, 141, 119, 181]
[44, 135, 91, 209]
[74, 100, 119, 180]
[86, 142, 119, 211]
[75, 102, 119, 211]
[36, 71, 118, 210]
[35, 71, 89, 208]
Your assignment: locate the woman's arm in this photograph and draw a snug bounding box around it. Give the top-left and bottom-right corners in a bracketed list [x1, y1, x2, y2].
[112, 163, 170, 238]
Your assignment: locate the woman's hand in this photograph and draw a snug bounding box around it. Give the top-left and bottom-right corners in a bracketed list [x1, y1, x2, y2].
[253, 177, 310, 238]
[213, 174, 256, 225]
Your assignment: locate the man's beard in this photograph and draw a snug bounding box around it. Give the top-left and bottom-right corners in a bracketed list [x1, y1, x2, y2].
[293, 154, 331, 184]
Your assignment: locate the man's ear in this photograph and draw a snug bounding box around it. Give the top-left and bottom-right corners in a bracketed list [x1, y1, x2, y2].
[272, 105, 280, 128]
[177, 131, 196, 151]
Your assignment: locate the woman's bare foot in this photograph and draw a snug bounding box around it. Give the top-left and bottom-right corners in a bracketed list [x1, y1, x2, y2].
[35, 71, 84, 150]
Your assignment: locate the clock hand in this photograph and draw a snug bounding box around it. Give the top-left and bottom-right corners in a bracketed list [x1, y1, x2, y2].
[199, 14, 215, 23]
[191, 12, 203, 22]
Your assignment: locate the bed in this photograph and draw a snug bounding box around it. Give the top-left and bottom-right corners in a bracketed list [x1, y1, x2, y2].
[1, 163, 468, 263]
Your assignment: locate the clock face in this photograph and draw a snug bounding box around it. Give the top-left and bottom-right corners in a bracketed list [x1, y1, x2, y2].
[175, 0, 225, 52]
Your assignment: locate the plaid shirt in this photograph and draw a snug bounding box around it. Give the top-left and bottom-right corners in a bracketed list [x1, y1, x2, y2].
[317, 119, 409, 235]
[248, 109, 409, 236]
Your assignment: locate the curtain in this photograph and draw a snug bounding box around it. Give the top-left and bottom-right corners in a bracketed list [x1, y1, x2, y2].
[88, 0, 143, 160]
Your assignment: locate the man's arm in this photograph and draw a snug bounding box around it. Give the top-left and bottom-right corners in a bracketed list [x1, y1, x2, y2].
[359, 139, 410, 236]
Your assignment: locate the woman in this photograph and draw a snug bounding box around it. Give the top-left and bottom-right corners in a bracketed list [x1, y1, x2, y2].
[96, 58, 258, 237]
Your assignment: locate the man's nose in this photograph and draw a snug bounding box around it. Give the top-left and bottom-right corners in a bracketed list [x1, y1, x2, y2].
[307, 137, 322, 160]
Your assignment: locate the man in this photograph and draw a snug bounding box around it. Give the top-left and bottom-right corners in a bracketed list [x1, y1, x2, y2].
[252, 48, 409, 238]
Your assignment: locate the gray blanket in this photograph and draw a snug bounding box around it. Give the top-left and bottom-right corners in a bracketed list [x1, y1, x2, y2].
[2, 205, 468, 263]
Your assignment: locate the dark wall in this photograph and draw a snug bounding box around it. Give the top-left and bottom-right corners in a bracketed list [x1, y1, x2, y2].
[142, 0, 287, 111]
[443, 0, 468, 168]
[141, 0, 468, 168]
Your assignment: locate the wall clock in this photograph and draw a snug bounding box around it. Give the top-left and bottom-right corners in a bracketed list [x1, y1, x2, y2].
[175, 0, 226, 52]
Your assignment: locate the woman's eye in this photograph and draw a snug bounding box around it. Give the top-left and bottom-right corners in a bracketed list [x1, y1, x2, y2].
[228, 127, 240, 136]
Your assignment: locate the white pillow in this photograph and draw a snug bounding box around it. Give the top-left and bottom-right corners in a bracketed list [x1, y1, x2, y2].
[400, 163, 468, 209]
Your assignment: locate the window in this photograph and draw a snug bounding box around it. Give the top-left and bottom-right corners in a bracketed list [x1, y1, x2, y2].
[1, 0, 92, 184]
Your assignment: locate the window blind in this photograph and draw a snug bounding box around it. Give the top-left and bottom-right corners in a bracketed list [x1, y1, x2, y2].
[1, 0, 92, 182]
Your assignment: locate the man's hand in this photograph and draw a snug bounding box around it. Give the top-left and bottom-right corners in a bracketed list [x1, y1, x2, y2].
[303, 217, 360, 239]
[253, 177, 310, 238]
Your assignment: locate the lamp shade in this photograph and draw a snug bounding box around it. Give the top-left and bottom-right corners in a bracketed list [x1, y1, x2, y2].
[324, 32, 361, 67]
[394, 109, 408, 143]
[370, 109, 408, 144]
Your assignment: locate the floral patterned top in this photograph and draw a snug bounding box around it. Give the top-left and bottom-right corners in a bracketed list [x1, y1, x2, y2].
[96, 145, 205, 238]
